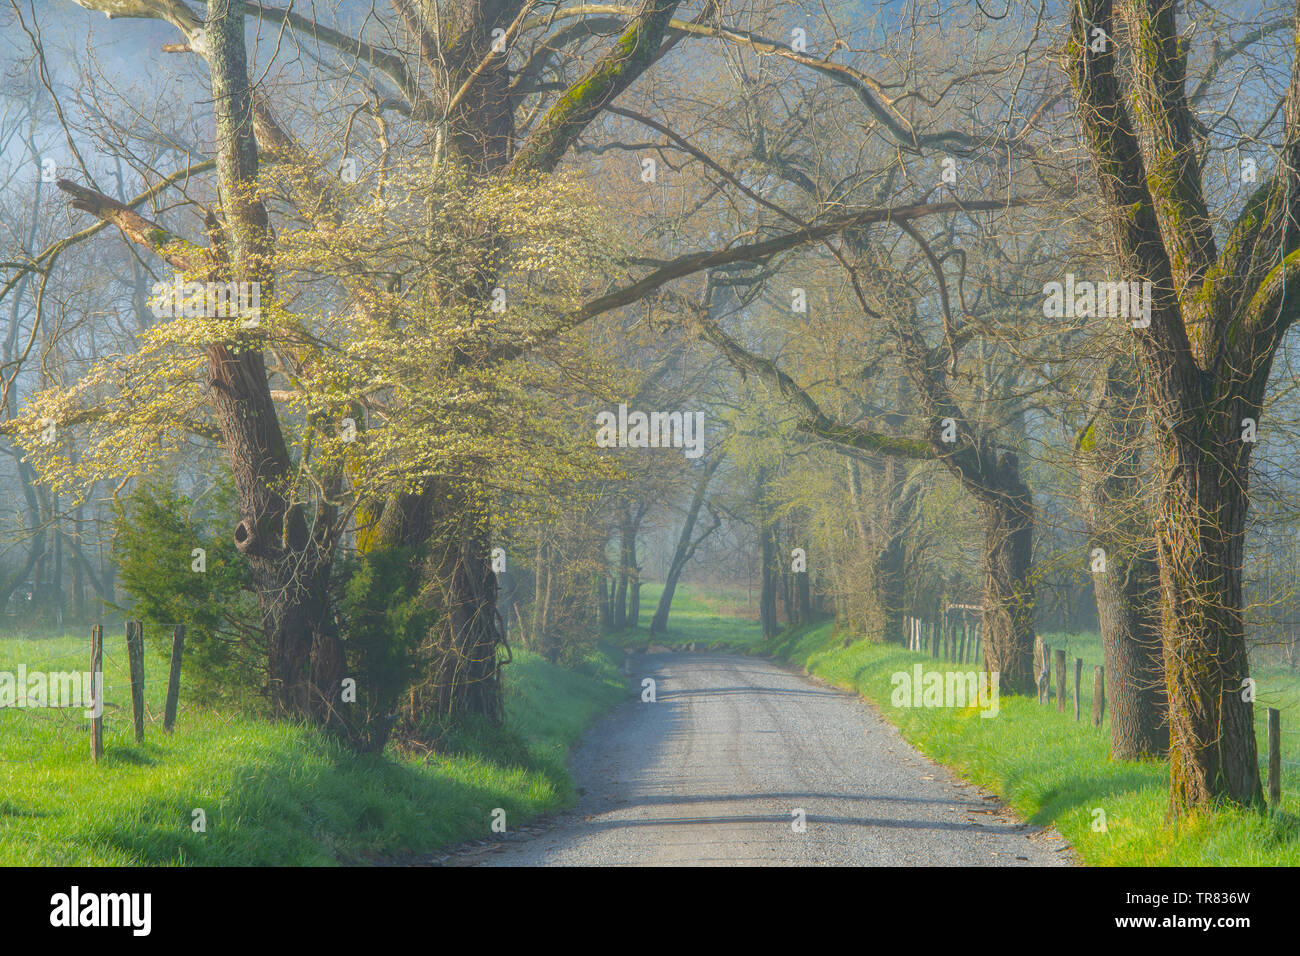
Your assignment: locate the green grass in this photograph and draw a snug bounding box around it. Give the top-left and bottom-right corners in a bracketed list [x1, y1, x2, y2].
[0, 624, 626, 865]
[766, 622, 1300, 865]
[605, 580, 765, 649]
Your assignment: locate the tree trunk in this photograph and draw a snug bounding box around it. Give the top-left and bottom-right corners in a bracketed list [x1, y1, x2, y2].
[614, 506, 633, 629]
[207, 0, 343, 723]
[797, 564, 812, 624]
[650, 458, 721, 635]
[976, 454, 1035, 695]
[760, 523, 780, 639]
[867, 534, 908, 645]
[381, 476, 506, 727]
[1077, 358, 1168, 759]
[72, 505, 86, 622]
[629, 574, 641, 629]
[1157, 439, 1261, 809]
[1096, 557, 1167, 758]
[597, 572, 611, 631]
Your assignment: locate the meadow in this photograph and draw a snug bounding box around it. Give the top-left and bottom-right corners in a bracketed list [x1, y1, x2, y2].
[0, 620, 625, 865]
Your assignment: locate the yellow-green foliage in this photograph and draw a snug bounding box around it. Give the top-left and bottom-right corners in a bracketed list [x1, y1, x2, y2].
[15, 163, 628, 514]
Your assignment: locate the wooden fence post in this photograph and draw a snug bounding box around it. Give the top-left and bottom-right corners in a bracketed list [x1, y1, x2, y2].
[126, 621, 145, 744]
[1033, 636, 1044, 703]
[1040, 642, 1051, 704]
[1268, 708, 1281, 809]
[90, 624, 103, 763]
[1073, 657, 1082, 721]
[164, 624, 185, 733]
[1092, 666, 1105, 726]
[1055, 647, 1066, 713]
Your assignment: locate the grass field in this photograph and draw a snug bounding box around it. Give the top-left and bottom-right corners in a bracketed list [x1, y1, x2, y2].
[0, 623, 626, 865]
[604, 580, 765, 648]
[767, 621, 1300, 866]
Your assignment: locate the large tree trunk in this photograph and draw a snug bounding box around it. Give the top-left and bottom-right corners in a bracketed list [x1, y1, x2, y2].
[380, 476, 506, 728]
[976, 454, 1035, 695]
[207, 0, 343, 723]
[1066, 0, 1274, 814]
[1077, 358, 1168, 760]
[1157, 436, 1260, 809]
[1097, 555, 1167, 759]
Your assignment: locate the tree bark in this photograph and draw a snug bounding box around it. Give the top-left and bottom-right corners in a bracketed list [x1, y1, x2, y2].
[1157, 433, 1259, 807]
[975, 454, 1035, 694]
[379, 475, 506, 728]
[1076, 357, 1168, 760]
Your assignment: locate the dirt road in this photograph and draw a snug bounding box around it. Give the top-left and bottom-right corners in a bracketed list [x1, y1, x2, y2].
[475, 652, 1073, 866]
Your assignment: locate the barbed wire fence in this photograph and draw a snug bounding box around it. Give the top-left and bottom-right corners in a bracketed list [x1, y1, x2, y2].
[0, 620, 186, 766]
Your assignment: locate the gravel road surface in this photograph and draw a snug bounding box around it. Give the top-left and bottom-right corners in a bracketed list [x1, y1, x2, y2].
[474, 651, 1074, 866]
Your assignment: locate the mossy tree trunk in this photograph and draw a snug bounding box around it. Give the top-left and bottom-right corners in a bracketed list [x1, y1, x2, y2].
[1065, 0, 1296, 809]
[1076, 357, 1168, 759]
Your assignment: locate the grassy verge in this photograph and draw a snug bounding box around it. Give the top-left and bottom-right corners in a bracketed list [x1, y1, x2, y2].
[0, 625, 626, 865]
[766, 622, 1300, 865]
